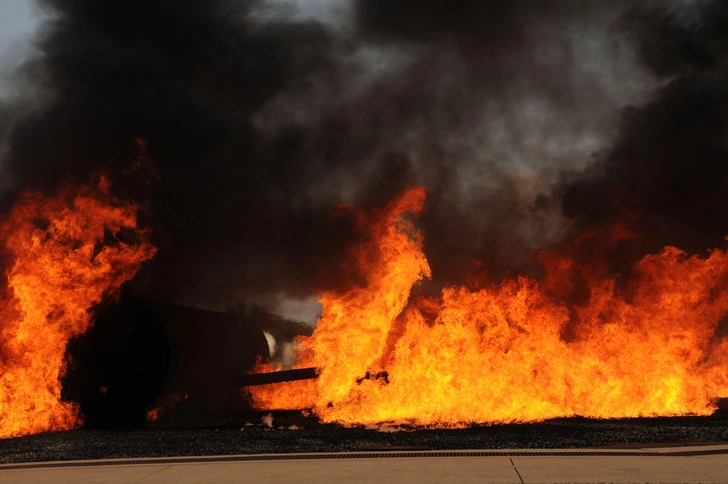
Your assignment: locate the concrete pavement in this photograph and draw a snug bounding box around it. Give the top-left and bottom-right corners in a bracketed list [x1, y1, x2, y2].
[1, 445, 727, 483]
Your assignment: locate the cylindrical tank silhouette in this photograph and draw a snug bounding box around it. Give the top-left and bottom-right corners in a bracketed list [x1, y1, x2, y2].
[62, 296, 269, 428]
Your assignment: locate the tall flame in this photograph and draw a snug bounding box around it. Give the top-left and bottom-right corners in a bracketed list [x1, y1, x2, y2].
[0, 175, 156, 438]
[250, 187, 728, 426]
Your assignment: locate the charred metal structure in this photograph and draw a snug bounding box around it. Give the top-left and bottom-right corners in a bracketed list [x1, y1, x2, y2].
[236, 368, 318, 387]
[62, 296, 270, 428]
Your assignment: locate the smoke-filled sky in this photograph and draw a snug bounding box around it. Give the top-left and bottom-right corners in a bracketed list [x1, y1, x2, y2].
[0, 0, 725, 323]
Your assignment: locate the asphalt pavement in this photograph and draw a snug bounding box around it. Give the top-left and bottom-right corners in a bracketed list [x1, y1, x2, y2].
[2, 445, 727, 483]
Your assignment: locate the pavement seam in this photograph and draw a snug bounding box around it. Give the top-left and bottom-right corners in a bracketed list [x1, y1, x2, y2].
[509, 458, 525, 484]
[130, 464, 171, 483]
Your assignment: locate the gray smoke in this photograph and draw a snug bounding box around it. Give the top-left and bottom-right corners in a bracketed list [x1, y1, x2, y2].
[2, 0, 713, 321]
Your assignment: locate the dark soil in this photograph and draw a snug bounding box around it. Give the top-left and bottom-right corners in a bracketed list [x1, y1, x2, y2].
[2, 411, 728, 464]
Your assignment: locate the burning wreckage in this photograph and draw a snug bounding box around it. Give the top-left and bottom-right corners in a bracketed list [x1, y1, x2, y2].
[1, 181, 728, 442]
[3, 0, 728, 454]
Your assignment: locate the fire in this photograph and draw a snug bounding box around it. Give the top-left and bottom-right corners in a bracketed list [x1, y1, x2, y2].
[146, 391, 189, 422]
[0, 175, 156, 438]
[250, 187, 728, 426]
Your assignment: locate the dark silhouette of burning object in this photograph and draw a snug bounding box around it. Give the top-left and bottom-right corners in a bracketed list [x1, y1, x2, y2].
[62, 296, 269, 428]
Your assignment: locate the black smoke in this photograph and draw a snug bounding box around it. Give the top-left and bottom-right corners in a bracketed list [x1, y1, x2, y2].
[561, 0, 728, 259]
[253, 0, 640, 288]
[1, 0, 358, 308]
[1, 0, 720, 317]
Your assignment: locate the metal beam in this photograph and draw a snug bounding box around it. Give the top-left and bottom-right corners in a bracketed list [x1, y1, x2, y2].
[237, 367, 318, 387]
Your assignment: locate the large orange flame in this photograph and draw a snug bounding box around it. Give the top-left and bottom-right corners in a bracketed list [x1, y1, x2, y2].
[0, 175, 156, 438]
[250, 187, 728, 426]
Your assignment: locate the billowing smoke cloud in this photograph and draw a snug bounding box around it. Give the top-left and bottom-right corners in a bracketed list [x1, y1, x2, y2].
[253, 0, 654, 288]
[1, 0, 712, 320]
[0, 0, 357, 310]
[561, 0, 728, 262]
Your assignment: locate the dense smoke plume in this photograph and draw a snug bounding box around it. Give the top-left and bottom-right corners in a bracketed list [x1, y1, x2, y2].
[0, 0, 723, 319]
[562, 1, 728, 257]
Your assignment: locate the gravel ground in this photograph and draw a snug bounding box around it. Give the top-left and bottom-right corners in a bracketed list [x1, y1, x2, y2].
[2, 411, 728, 464]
